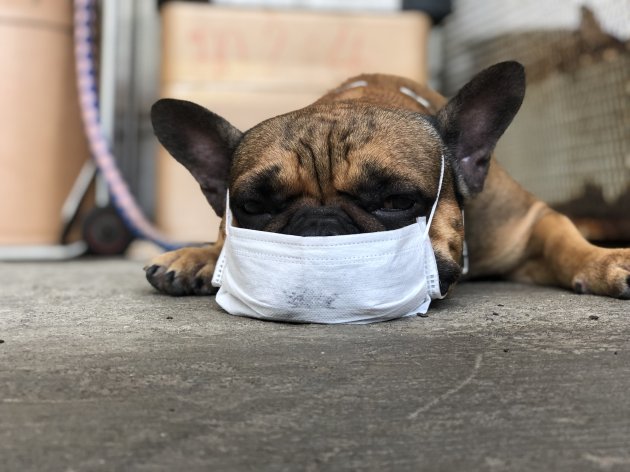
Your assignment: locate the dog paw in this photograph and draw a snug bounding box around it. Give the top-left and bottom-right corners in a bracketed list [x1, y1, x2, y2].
[572, 249, 630, 299]
[144, 246, 220, 296]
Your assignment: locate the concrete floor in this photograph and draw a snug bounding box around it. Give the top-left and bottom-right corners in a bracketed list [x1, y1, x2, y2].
[1, 259, 629, 471]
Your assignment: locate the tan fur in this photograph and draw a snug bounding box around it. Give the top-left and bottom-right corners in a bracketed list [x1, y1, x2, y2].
[146, 73, 630, 299]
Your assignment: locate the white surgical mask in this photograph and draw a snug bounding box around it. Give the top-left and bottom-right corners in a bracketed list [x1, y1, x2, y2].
[211, 155, 446, 324]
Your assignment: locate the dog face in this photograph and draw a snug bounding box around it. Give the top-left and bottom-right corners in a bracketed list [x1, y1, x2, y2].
[229, 103, 445, 236]
[151, 61, 525, 293]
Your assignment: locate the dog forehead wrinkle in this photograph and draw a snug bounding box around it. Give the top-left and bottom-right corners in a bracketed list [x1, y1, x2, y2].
[290, 122, 357, 201]
[234, 164, 283, 200]
[243, 105, 442, 203]
[354, 161, 429, 199]
[293, 136, 325, 199]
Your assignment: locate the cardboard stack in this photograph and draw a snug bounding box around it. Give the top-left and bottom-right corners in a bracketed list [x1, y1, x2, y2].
[157, 3, 431, 241]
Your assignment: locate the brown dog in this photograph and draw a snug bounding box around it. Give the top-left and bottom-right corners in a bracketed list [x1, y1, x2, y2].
[146, 61, 630, 300]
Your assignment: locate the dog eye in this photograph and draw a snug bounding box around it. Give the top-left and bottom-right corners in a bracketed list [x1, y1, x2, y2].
[381, 195, 415, 211]
[241, 200, 266, 215]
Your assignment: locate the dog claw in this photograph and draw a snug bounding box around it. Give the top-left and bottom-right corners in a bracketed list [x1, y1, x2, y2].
[573, 280, 585, 294]
[621, 275, 630, 300]
[193, 278, 219, 296]
[168, 274, 188, 297]
[193, 277, 204, 291]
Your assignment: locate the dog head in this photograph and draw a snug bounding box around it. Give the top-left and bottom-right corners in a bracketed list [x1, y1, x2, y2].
[152, 61, 525, 293]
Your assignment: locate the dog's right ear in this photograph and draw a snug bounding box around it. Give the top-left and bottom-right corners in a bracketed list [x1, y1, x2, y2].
[151, 99, 242, 216]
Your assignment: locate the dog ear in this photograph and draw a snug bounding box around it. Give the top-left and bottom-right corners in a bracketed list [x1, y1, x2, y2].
[151, 99, 243, 216]
[437, 61, 525, 197]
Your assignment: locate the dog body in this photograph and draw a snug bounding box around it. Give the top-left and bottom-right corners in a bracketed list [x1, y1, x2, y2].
[146, 62, 630, 300]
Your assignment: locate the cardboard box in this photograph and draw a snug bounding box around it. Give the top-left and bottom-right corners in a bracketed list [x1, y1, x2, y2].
[0, 1, 89, 245]
[157, 3, 431, 241]
[161, 4, 430, 87]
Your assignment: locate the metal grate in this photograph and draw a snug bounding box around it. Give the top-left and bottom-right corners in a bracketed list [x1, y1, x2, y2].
[442, 0, 630, 240]
[497, 56, 629, 204]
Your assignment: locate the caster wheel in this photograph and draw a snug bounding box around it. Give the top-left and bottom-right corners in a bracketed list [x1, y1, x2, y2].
[83, 206, 134, 255]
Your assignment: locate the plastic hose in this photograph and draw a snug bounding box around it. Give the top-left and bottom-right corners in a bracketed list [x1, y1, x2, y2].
[73, 0, 184, 251]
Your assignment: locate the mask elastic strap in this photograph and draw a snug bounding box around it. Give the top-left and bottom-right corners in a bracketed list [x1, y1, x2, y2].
[224, 190, 232, 236]
[461, 210, 469, 276]
[423, 154, 445, 239]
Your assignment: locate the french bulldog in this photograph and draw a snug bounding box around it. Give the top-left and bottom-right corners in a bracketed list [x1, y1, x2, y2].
[145, 61, 630, 300]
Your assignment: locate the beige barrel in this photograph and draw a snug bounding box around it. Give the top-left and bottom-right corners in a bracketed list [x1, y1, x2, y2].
[0, 1, 88, 245]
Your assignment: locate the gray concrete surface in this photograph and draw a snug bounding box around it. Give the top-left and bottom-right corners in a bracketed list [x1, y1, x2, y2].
[1, 259, 629, 472]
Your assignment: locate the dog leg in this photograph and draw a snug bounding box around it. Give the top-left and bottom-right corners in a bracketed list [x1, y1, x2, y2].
[144, 239, 223, 296]
[510, 211, 630, 299]
[465, 162, 629, 298]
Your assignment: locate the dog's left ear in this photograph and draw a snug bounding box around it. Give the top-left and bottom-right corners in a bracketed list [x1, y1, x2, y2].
[151, 98, 243, 216]
[437, 61, 526, 197]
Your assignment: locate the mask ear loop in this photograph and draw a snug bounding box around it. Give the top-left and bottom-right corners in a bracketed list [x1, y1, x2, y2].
[423, 153, 445, 240]
[461, 210, 469, 276]
[224, 190, 232, 236]
[212, 191, 231, 287]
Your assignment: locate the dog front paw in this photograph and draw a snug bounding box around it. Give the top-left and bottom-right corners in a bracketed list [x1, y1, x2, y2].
[572, 248, 630, 299]
[144, 245, 220, 296]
